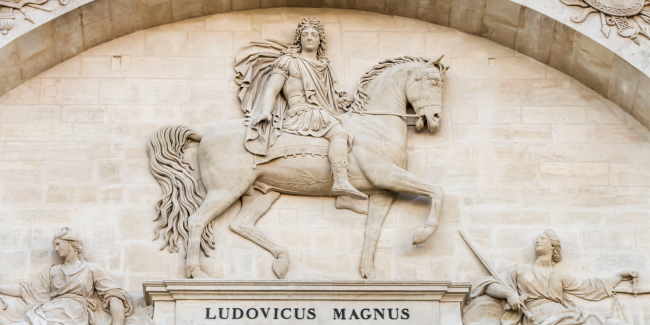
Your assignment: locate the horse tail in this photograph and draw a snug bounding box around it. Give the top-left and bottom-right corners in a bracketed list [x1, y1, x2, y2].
[147, 125, 216, 256]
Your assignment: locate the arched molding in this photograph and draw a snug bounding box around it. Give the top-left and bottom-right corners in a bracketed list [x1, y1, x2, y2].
[0, 0, 649, 129]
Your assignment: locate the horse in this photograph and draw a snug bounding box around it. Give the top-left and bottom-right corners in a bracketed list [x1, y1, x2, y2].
[147, 55, 450, 279]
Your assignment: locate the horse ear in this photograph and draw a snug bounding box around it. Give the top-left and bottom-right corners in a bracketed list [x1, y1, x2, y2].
[432, 54, 445, 64]
[424, 55, 444, 69]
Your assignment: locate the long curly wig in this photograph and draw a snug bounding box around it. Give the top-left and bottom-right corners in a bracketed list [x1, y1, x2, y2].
[293, 17, 327, 59]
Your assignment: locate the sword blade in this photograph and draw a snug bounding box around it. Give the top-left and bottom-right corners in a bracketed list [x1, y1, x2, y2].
[459, 230, 514, 292]
[614, 288, 650, 295]
[459, 230, 538, 324]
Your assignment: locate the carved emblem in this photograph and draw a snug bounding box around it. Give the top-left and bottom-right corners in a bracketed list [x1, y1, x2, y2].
[560, 0, 650, 44]
[0, 0, 69, 35]
[585, 0, 645, 16]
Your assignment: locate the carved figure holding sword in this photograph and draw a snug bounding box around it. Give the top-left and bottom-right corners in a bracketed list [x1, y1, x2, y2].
[460, 230, 639, 325]
[459, 230, 538, 324]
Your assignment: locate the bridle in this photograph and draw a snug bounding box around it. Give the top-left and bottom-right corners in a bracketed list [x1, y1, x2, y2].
[407, 62, 444, 113]
[351, 62, 443, 119]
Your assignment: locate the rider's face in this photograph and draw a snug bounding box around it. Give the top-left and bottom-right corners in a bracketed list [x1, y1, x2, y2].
[300, 27, 320, 52]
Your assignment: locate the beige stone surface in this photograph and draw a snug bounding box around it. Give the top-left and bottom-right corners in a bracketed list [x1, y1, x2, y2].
[0, 9, 648, 317]
[0, 0, 650, 133]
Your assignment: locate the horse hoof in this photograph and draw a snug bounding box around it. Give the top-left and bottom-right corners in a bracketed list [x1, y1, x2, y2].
[360, 266, 376, 279]
[272, 256, 289, 279]
[188, 267, 211, 279]
[412, 225, 437, 246]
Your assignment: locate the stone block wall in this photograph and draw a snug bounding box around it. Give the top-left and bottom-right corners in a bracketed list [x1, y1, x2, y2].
[0, 8, 649, 322]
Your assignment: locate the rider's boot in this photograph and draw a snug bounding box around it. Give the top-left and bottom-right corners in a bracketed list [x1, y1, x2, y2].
[329, 138, 368, 200]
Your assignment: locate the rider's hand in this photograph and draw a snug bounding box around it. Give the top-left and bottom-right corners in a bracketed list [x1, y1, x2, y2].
[506, 293, 525, 311]
[337, 93, 352, 110]
[250, 113, 271, 126]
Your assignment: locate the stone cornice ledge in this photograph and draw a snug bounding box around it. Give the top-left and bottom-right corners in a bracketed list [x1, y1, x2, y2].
[143, 280, 471, 306]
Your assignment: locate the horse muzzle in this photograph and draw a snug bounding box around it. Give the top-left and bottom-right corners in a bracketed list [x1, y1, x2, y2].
[415, 105, 442, 133]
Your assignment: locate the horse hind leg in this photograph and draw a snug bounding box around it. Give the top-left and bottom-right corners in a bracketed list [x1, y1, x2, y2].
[360, 192, 396, 279]
[229, 190, 289, 279]
[186, 187, 249, 278]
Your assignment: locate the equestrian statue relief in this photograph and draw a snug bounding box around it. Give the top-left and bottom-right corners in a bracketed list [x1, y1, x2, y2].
[147, 17, 449, 280]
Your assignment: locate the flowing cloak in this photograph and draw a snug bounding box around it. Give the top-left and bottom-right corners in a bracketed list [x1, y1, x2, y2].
[15, 261, 133, 325]
[470, 263, 624, 325]
[234, 40, 342, 156]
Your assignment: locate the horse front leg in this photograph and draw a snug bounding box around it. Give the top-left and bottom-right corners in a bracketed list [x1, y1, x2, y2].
[364, 163, 444, 246]
[360, 191, 396, 279]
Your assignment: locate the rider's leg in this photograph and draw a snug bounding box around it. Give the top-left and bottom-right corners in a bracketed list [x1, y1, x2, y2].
[325, 125, 368, 200]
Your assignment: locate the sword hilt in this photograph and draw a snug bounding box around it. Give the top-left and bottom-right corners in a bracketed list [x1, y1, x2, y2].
[504, 294, 536, 323]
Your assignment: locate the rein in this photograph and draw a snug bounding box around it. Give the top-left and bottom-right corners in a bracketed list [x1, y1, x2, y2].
[350, 111, 419, 118]
[346, 60, 445, 120]
[347, 103, 443, 119]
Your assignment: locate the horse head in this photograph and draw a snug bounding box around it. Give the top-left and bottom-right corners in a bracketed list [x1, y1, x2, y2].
[406, 55, 449, 133]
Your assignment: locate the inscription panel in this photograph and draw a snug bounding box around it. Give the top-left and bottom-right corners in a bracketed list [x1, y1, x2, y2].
[176, 300, 438, 325]
[144, 280, 469, 325]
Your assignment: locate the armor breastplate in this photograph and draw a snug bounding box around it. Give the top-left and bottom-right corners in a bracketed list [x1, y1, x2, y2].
[283, 62, 310, 108]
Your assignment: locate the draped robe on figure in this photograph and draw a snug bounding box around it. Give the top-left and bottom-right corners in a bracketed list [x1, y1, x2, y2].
[470, 263, 627, 325]
[234, 40, 344, 156]
[12, 261, 133, 325]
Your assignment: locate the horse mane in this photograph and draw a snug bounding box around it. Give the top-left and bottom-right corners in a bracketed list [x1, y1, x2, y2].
[348, 56, 430, 113]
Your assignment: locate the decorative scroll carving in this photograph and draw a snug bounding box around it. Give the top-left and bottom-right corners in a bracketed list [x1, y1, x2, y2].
[0, 0, 69, 35]
[148, 17, 450, 280]
[560, 0, 650, 44]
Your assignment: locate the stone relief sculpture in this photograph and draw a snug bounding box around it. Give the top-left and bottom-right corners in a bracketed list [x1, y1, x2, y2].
[147, 17, 448, 279]
[0, 0, 68, 35]
[243, 17, 366, 201]
[0, 228, 152, 325]
[462, 229, 639, 325]
[560, 0, 650, 44]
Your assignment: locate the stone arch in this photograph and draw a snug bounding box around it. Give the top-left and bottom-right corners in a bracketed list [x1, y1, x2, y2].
[0, 0, 649, 129]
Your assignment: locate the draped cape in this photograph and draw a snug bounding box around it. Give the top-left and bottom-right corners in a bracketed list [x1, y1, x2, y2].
[234, 40, 342, 156]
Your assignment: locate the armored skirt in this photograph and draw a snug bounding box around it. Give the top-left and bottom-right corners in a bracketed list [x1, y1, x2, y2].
[282, 104, 338, 137]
